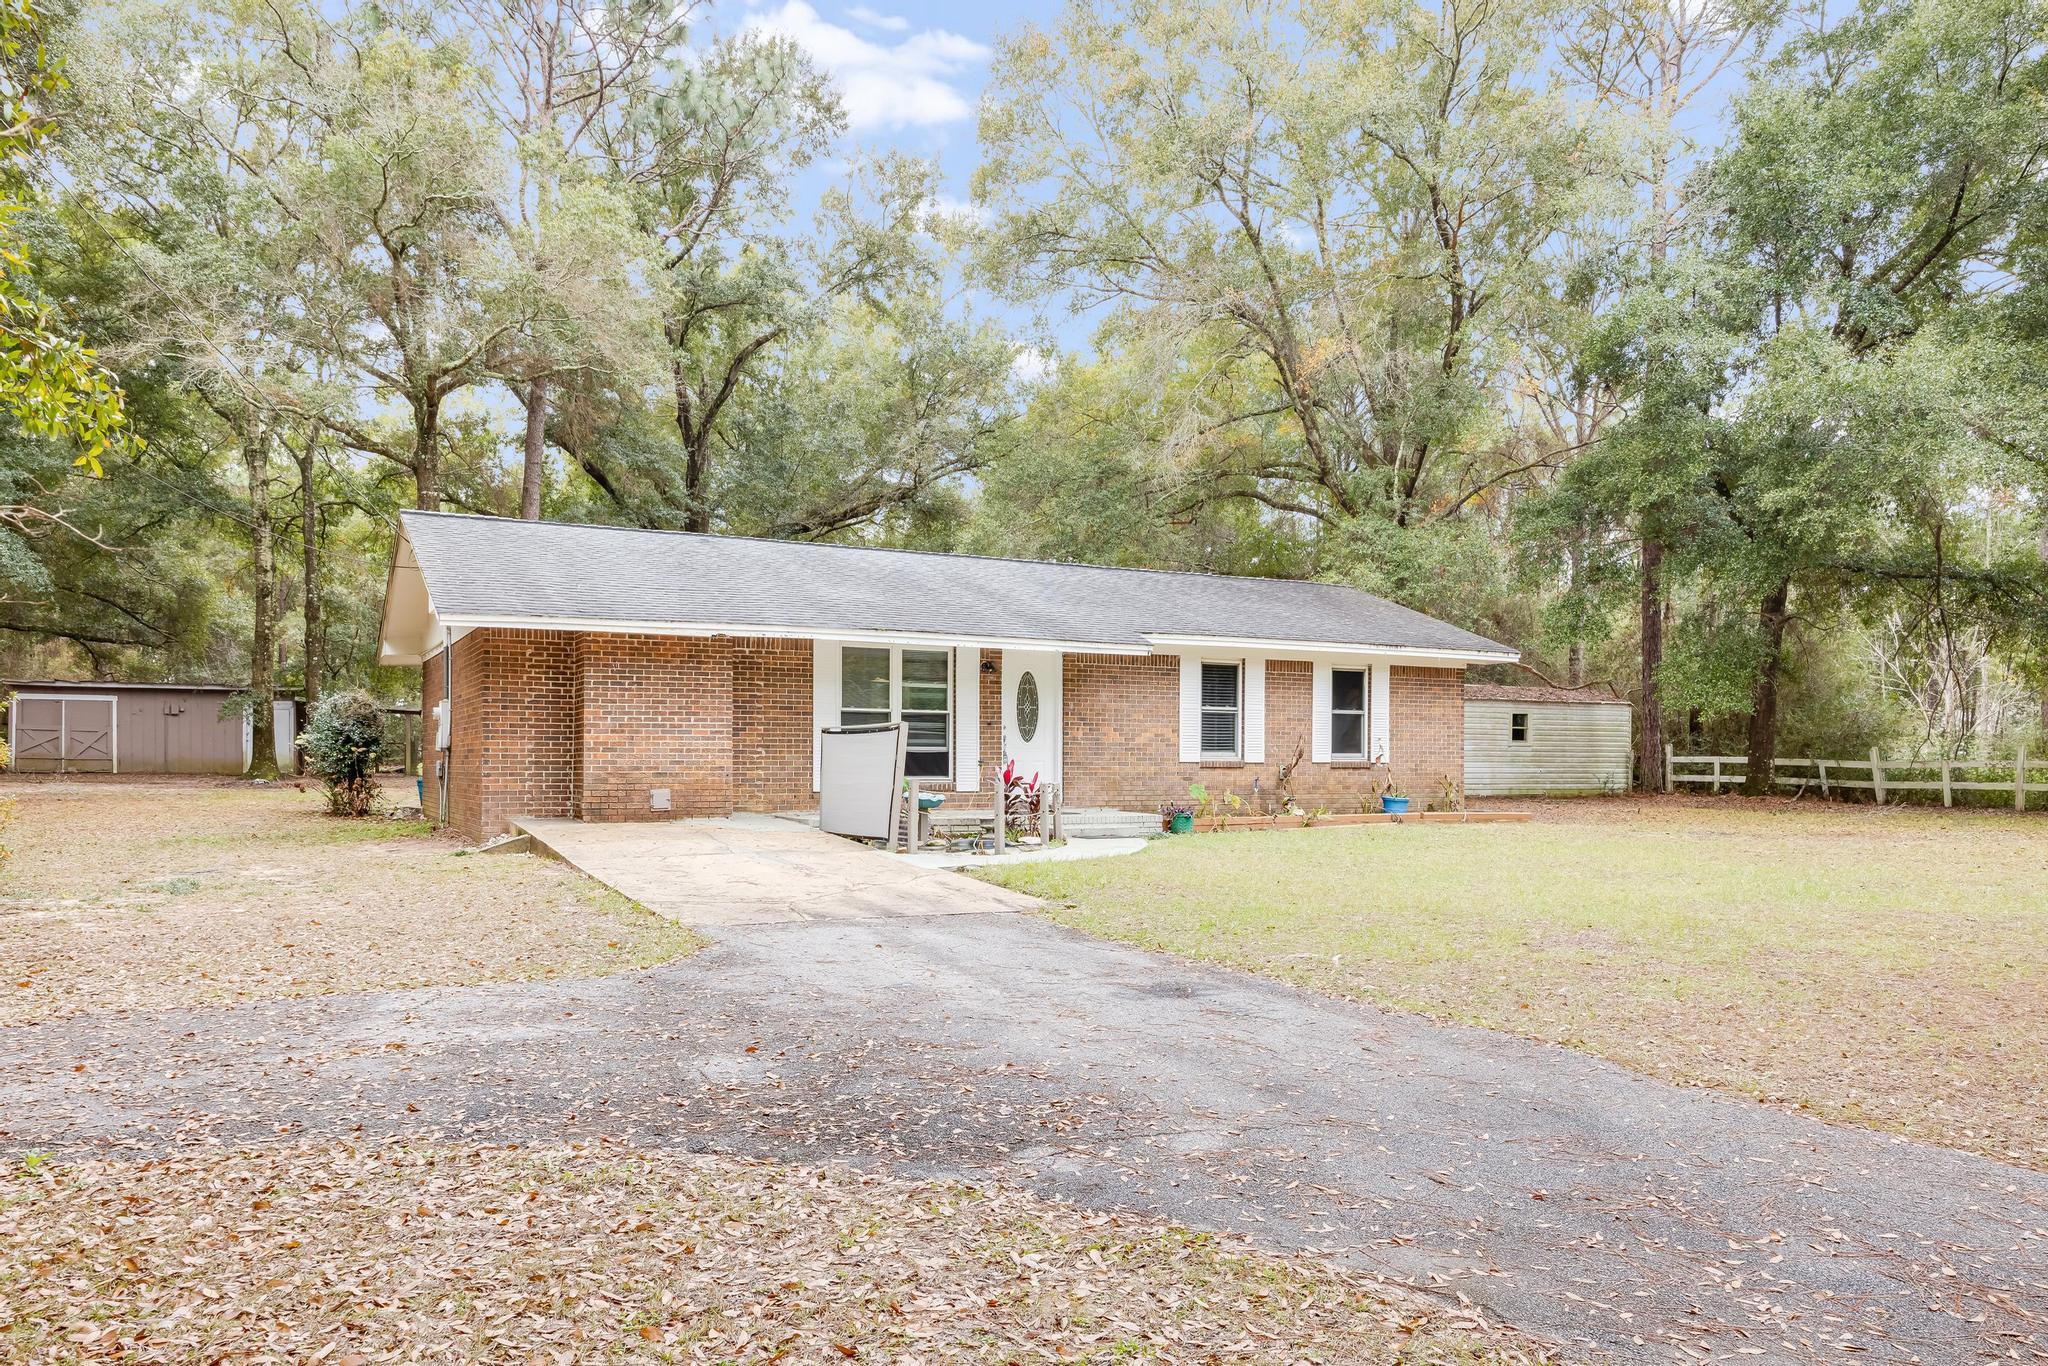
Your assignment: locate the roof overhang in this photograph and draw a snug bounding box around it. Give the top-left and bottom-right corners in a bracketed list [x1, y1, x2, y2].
[379, 604, 1519, 668]
[376, 525, 440, 667]
[1139, 634, 1520, 666]
[422, 613, 1153, 656]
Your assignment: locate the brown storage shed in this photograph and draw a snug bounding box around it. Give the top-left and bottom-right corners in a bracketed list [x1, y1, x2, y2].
[5, 681, 253, 775]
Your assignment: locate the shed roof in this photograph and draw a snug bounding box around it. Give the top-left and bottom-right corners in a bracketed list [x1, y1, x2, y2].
[379, 512, 1518, 666]
[6, 679, 247, 692]
[1464, 682, 1630, 706]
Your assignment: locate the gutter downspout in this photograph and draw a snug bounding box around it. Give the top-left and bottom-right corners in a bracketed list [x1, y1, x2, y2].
[437, 642, 452, 829]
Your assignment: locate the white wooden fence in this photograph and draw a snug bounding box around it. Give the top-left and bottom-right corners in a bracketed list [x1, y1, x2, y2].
[1667, 744, 2044, 810]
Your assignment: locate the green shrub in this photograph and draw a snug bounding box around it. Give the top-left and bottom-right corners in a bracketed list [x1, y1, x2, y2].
[298, 691, 386, 817]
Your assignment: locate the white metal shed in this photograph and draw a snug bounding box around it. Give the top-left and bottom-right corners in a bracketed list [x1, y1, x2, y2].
[1464, 683, 1633, 796]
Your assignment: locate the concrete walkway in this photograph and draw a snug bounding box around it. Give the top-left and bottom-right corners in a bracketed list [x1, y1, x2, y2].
[512, 814, 1038, 926]
[901, 835, 1149, 870]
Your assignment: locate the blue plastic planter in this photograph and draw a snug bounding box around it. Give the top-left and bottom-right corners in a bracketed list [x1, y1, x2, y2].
[1380, 795, 1410, 814]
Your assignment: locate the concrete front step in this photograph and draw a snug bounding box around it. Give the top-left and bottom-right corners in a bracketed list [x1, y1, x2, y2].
[779, 806, 1161, 840]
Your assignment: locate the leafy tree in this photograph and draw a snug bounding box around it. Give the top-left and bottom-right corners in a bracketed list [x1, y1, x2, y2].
[0, 0, 133, 567]
[976, 0, 1635, 541]
[1544, 0, 2048, 789]
[449, 0, 682, 519]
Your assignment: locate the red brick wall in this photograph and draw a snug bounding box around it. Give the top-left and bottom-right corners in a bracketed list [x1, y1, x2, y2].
[425, 629, 576, 840]
[572, 633, 733, 822]
[1389, 666, 1466, 807]
[424, 633, 1468, 840]
[1057, 655, 1465, 813]
[732, 637, 813, 812]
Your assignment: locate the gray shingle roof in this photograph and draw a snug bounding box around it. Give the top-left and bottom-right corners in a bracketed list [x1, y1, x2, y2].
[1464, 682, 1628, 705]
[398, 511, 1515, 658]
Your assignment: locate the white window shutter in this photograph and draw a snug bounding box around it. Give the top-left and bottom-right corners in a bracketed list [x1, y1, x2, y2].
[1370, 664, 1392, 765]
[1310, 662, 1332, 764]
[953, 647, 980, 791]
[1178, 655, 1201, 762]
[1243, 657, 1265, 763]
[811, 639, 841, 793]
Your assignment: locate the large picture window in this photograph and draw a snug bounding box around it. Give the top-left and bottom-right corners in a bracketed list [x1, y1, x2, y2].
[841, 646, 951, 778]
[1331, 667, 1367, 758]
[1200, 661, 1241, 758]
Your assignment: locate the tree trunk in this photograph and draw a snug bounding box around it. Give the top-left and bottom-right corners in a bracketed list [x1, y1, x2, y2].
[520, 377, 546, 520]
[413, 394, 442, 511]
[2040, 520, 2047, 733]
[1741, 578, 1792, 796]
[683, 435, 710, 533]
[296, 422, 323, 710]
[245, 419, 277, 777]
[1637, 537, 1666, 791]
[674, 360, 712, 533]
[1565, 540, 1586, 688]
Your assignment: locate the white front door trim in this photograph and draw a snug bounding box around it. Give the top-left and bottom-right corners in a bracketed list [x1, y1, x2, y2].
[999, 649, 1062, 789]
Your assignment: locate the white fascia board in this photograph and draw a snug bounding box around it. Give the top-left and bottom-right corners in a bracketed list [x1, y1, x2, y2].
[376, 526, 438, 666]
[432, 614, 1152, 656]
[1141, 634, 1519, 666]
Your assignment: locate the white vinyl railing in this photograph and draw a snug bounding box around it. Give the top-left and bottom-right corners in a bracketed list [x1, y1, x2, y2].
[1666, 744, 2043, 810]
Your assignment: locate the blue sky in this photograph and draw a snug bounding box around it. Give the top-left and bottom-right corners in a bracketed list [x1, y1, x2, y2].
[697, 0, 1759, 360]
[708, 0, 1031, 204]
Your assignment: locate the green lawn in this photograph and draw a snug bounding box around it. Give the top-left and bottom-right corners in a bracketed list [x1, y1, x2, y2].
[984, 799, 2048, 1168]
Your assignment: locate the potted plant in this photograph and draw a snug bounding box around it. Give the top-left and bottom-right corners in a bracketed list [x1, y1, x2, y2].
[1379, 785, 1410, 815]
[1160, 801, 1195, 834]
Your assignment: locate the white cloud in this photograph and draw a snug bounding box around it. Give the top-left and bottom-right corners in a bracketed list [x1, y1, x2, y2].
[929, 193, 988, 227]
[845, 4, 910, 31]
[743, 1, 988, 131]
[1010, 348, 1055, 385]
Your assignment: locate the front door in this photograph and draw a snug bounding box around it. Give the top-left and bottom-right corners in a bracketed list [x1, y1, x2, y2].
[1000, 650, 1062, 788]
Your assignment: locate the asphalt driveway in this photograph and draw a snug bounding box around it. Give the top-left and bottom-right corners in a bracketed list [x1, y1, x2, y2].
[6, 908, 2044, 1364]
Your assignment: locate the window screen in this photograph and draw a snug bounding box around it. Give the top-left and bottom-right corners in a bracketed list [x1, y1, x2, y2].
[840, 645, 951, 778]
[840, 647, 891, 730]
[900, 649, 950, 778]
[1331, 668, 1366, 757]
[1200, 661, 1240, 757]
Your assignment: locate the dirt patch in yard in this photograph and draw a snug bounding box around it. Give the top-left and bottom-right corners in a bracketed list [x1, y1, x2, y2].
[988, 798, 2048, 1169]
[0, 786, 698, 1025]
[0, 1143, 1540, 1364]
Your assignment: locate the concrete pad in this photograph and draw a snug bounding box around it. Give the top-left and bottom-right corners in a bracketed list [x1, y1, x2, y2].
[511, 815, 1039, 926]
[902, 836, 1149, 871]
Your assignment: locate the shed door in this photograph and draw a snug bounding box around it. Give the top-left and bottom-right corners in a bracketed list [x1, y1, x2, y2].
[7, 695, 114, 772]
[64, 699, 115, 771]
[12, 697, 62, 769]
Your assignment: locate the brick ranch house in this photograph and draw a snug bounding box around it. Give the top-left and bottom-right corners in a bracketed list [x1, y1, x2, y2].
[377, 512, 1520, 842]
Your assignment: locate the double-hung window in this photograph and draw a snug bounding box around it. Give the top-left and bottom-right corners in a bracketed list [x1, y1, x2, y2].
[1330, 668, 1368, 758]
[1509, 711, 1529, 743]
[841, 646, 952, 779]
[1199, 661, 1242, 759]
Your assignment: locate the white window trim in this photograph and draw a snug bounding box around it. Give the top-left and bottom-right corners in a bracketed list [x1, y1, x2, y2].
[839, 644, 954, 782]
[1198, 659, 1244, 761]
[1329, 665, 1370, 759]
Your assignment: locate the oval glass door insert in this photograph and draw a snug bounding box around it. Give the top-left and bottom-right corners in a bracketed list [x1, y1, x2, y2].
[1016, 671, 1040, 743]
